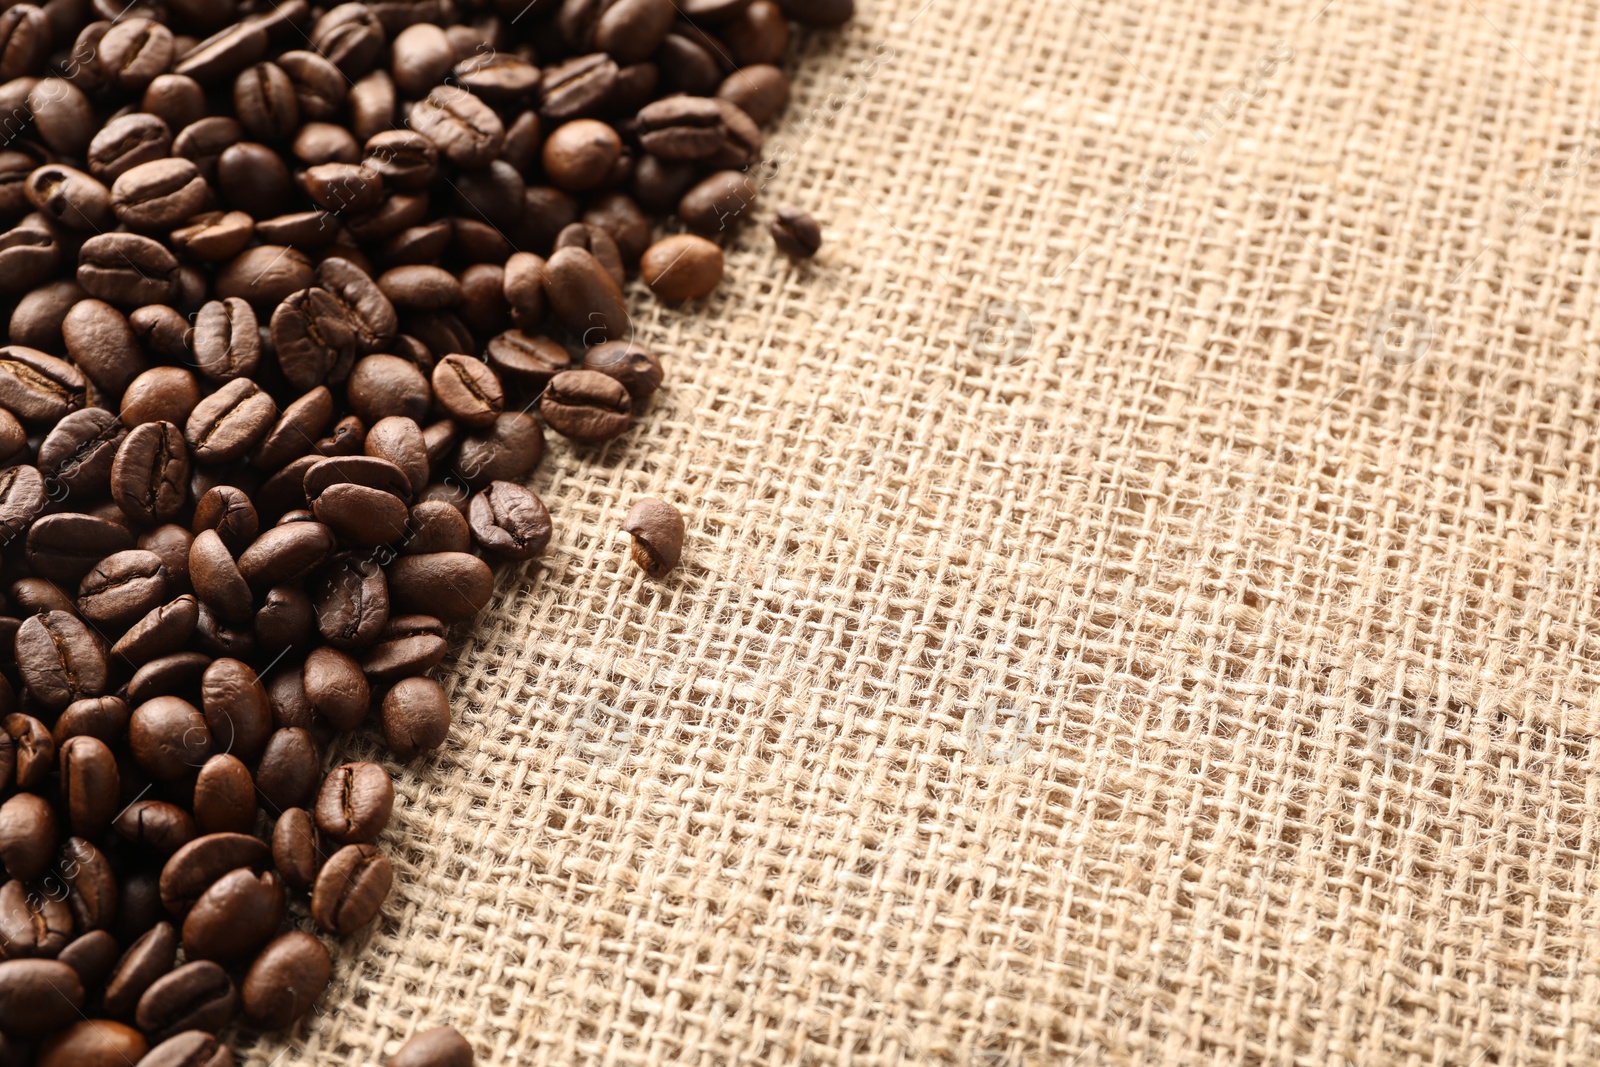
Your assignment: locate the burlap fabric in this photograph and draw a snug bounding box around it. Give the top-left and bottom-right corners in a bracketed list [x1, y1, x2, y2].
[239, 0, 1600, 1062]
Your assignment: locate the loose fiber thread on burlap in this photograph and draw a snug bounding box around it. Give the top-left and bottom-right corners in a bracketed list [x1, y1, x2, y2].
[243, 0, 1600, 1064]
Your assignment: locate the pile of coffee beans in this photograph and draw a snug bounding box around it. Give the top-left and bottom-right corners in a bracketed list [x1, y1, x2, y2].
[0, 0, 847, 1058]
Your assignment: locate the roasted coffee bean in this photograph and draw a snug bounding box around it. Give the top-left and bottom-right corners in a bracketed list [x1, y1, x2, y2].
[188, 298, 258, 383]
[250, 386, 332, 470]
[40, 408, 127, 497]
[98, 18, 174, 92]
[641, 234, 723, 300]
[486, 330, 572, 388]
[453, 409, 543, 488]
[157, 832, 270, 917]
[130, 696, 210, 781]
[185, 378, 276, 465]
[60, 735, 120, 837]
[78, 549, 169, 627]
[453, 50, 540, 104]
[363, 416, 428, 497]
[113, 869, 164, 947]
[78, 233, 181, 307]
[255, 727, 319, 809]
[500, 251, 546, 330]
[240, 930, 330, 1028]
[169, 210, 254, 263]
[723, 0, 787, 62]
[36, 1019, 149, 1066]
[53, 695, 131, 747]
[364, 129, 437, 190]
[542, 118, 622, 191]
[140, 1031, 235, 1067]
[554, 222, 624, 287]
[390, 22, 452, 96]
[213, 244, 312, 307]
[0, 5, 49, 82]
[771, 206, 822, 259]
[294, 121, 361, 165]
[540, 53, 616, 123]
[174, 21, 267, 84]
[635, 95, 760, 166]
[192, 754, 255, 835]
[237, 520, 336, 588]
[135, 960, 237, 1042]
[387, 1027, 474, 1067]
[312, 553, 390, 644]
[0, 879, 72, 958]
[127, 651, 211, 704]
[468, 480, 551, 560]
[541, 369, 632, 443]
[188, 529, 252, 622]
[310, 2, 385, 78]
[11, 279, 84, 353]
[559, 0, 673, 62]
[582, 340, 662, 403]
[111, 159, 210, 234]
[0, 465, 45, 547]
[541, 246, 629, 341]
[621, 496, 684, 577]
[191, 486, 258, 553]
[61, 299, 146, 397]
[111, 596, 197, 665]
[199, 657, 271, 762]
[112, 421, 189, 524]
[716, 64, 788, 125]
[680, 170, 758, 235]
[25, 164, 115, 232]
[142, 73, 206, 129]
[381, 676, 450, 759]
[361, 612, 447, 682]
[378, 264, 460, 310]
[27, 514, 133, 585]
[386, 551, 493, 621]
[57, 928, 119, 990]
[0, 346, 86, 426]
[310, 842, 391, 935]
[104, 920, 177, 1017]
[11, 577, 76, 616]
[6, 713, 53, 788]
[29, 78, 96, 157]
[270, 807, 321, 890]
[408, 84, 503, 167]
[16, 611, 107, 711]
[302, 646, 369, 734]
[253, 584, 314, 651]
[114, 800, 198, 853]
[400, 501, 469, 556]
[0, 791, 57, 881]
[432, 354, 504, 429]
[270, 286, 359, 392]
[0, 959, 84, 1038]
[180, 867, 283, 962]
[60, 836, 117, 933]
[121, 368, 199, 432]
[318, 256, 397, 351]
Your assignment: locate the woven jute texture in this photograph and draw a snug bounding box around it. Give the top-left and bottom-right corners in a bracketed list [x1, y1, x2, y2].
[240, 0, 1600, 1063]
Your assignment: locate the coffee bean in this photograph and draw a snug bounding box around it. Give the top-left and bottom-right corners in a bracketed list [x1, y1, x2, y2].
[541, 368, 632, 443]
[453, 51, 541, 105]
[555, 222, 625, 287]
[485, 330, 573, 389]
[249, 386, 332, 470]
[310, 842, 391, 935]
[127, 651, 210, 704]
[582, 340, 663, 404]
[16, 611, 108, 711]
[270, 807, 321, 891]
[198, 657, 272, 762]
[386, 550, 494, 622]
[390, 22, 452, 96]
[188, 529, 252, 622]
[139, 1031, 235, 1067]
[0, 959, 83, 1038]
[111, 596, 198, 666]
[135, 960, 238, 1042]
[381, 676, 450, 759]
[112, 421, 190, 524]
[192, 754, 255, 834]
[240, 930, 330, 1028]
[716, 64, 789, 125]
[0, 878, 72, 957]
[300, 645, 369, 731]
[213, 244, 312, 308]
[53, 696, 131, 748]
[0, 346, 86, 426]
[0, 791, 57, 881]
[29, 78, 96, 157]
[99, 18, 174, 92]
[78, 549, 170, 627]
[237, 520, 336, 589]
[40, 407, 128, 497]
[104, 920, 177, 1017]
[363, 416, 429, 498]
[27, 513, 133, 585]
[621, 496, 684, 577]
[541, 246, 629, 341]
[180, 867, 284, 963]
[174, 22, 267, 84]
[255, 726, 319, 809]
[60, 734, 120, 837]
[635, 96, 760, 166]
[157, 832, 270, 917]
[388, 1027, 474, 1067]
[680, 170, 758, 235]
[79, 233, 181, 307]
[192, 486, 258, 554]
[467, 481, 551, 561]
[186, 378, 277, 465]
[432, 354, 504, 429]
[6, 713, 53, 788]
[114, 800, 198, 853]
[130, 696, 211, 781]
[641, 234, 723, 300]
[10, 577, 75, 616]
[454, 410, 544, 488]
[378, 264, 461, 311]
[408, 84, 503, 168]
[57, 928, 119, 990]
[398, 501, 469, 556]
[60, 836, 117, 933]
[25, 164, 115, 232]
[770, 206, 822, 259]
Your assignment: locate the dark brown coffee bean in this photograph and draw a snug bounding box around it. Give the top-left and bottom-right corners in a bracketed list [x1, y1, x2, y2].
[130, 696, 210, 781]
[0, 879, 72, 958]
[11, 279, 84, 353]
[16, 611, 107, 711]
[36, 1019, 149, 1066]
[387, 1027, 473, 1067]
[582, 340, 662, 403]
[301, 645, 368, 731]
[185, 378, 277, 465]
[318, 256, 397, 352]
[451, 159, 525, 227]
[187, 298, 258, 383]
[29, 78, 95, 157]
[541, 368, 632, 442]
[112, 421, 189, 524]
[542, 118, 622, 192]
[0, 6, 49, 82]
[60, 734, 120, 838]
[453, 49, 540, 104]
[554, 222, 624, 287]
[420, 418, 456, 468]
[0, 346, 86, 426]
[191, 486, 258, 554]
[621, 496, 684, 577]
[378, 264, 460, 311]
[381, 676, 450, 759]
[453, 410, 543, 488]
[540, 246, 629, 341]
[360, 612, 447, 682]
[214, 140, 293, 213]
[236, 520, 335, 590]
[253, 585, 313, 652]
[142, 73, 205, 130]
[135, 960, 237, 1042]
[53, 695, 131, 747]
[111, 159, 210, 234]
[777, 0, 852, 26]
[636, 95, 760, 166]
[127, 651, 210, 704]
[199, 657, 271, 762]
[431, 354, 504, 429]
[364, 416, 428, 498]
[180, 867, 283, 963]
[716, 64, 788, 125]
[26, 513, 133, 585]
[0, 216, 61, 295]
[679, 170, 757, 236]
[174, 21, 267, 84]
[723, 0, 786, 63]
[408, 83, 504, 167]
[0, 792, 57, 881]
[61, 299, 147, 397]
[168, 211, 254, 263]
[57, 928, 119, 990]
[500, 251, 546, 330]
[583, 192, 651, 265]
[304, 160, 383, 212]
[254, 727, 319, 809]
[249, 386, 332, 470]
[60, 836, 117, 933]
[310, 2, 385, 78]
[457, 262, 510, 337]
[157, 832, 269, 916]
[39, 407, 127, 497]
[97, 18, 173, 92]
[104, 921, 177, 1018]
[270, 808, 321, 891]
[111, 595, 197, 665]
[559, 0, 673, 63]
[25, 164, 114, 232]
[485, 330, 572, 389]
[399, 501, 468, 555]
[192, 754, 254, 834]
[112, 869, 163, 948]
[5, 713, 52, 789]
[128, 304, 193, 365]
[539, 53, 615, 123]
[390, 22, 452, 96]
[78, 549, 169, 628]
[120, 368, 199, 432]
[345, 354, 429, 426]
[364, 129, 437, 190]
[270, 286, 358, 392]
[114, 800, 197, 853]
[11, 577, 75, 617]
[641, 233, 724, 300]
[468, 480, 551, 560]
[314, 760, 393, 845]
[78, 233, 181, 307]
[139, 1031, 233, 1067]
[240, 930, 330, 1028]
[770, 207, 822, 260]
[386, 551, 493, 622]
[310, 842, 390, 935]
[0, 959, 84, 1038]
[294, 121, 361, 165]
[213, 245, 312, 307]
[312, 553, 390, 644]
[188, 529, 251, 622]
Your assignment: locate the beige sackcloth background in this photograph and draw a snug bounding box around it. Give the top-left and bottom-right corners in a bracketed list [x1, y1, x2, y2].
[237, 0, 1600, 1063]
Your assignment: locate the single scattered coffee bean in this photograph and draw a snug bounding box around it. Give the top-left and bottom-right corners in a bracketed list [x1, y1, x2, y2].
[771, 207, 823, 258]
[541, 369, 633, 443]
[621, 497, 685, 577]
[310, 842, 391, 935]
[382, 676, 450, 759]
[641, 234, 724, 301]
[388, 1026, 474, 1067]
